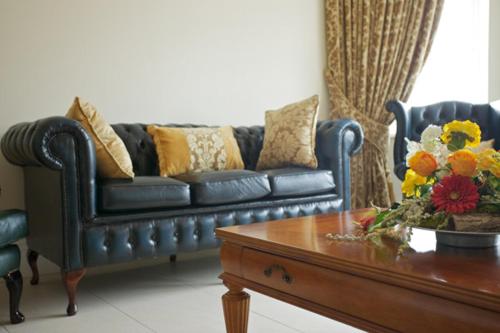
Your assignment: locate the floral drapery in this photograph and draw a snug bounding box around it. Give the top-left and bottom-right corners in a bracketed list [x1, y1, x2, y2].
[325, 0, 444, 208]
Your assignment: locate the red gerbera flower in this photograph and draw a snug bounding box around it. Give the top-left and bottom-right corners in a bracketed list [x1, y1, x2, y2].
[431, 175, 480, 214]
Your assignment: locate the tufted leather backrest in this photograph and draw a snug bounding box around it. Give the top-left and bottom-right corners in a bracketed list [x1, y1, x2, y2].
[408, 101, 497, 142]
[111, 122, 336, 176]
[111, 123, 267, 176]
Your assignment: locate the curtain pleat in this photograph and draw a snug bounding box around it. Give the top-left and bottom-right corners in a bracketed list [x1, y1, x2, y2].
[325, 0, 444, 208]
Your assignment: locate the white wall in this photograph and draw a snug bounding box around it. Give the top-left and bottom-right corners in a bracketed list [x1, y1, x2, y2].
[0, 0, 327, 209]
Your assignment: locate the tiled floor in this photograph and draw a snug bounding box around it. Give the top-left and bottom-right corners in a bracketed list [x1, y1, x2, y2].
[0, 245, 363, 333]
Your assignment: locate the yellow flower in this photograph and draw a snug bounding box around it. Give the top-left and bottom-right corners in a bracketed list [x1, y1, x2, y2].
[441, 120, 481, 149]
[401, 169, 429, 197]
[477, 148, 495, 169]
[478, 148, 500, 177]
[408, 151, 438, 177]
[447, 149, 477, 177]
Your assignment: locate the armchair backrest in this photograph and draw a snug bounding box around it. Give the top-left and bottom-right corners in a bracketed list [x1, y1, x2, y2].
[386, 100, 500, 180]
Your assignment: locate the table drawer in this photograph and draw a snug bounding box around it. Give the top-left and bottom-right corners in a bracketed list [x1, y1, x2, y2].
[240, 247, 500, 333]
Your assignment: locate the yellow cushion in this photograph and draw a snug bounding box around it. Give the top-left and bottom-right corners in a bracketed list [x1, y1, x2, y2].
[256, 95, 319, 170]
[66, 97, 134, 179]
[147, 126, 245, 177]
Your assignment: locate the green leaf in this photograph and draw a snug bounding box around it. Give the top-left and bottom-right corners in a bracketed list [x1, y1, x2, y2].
[417, 184, 432, 197]
[477, 204, 500, 213]
[417, 213, 447, 229]
[447, 132, 469, 151]
[367, 210, 390, 232]
[477, 195, 500, 213]
[487, 175, 500, 191]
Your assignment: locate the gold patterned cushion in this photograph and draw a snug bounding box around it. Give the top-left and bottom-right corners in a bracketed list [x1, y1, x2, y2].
[66, 97, 134, 179]
[256, 95, 319, 170]
[147, 126, 245, 177]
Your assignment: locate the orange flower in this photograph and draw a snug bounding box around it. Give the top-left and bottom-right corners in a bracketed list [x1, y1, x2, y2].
[408, 151, 438, 177]
[477, 148, 500, 177]
[447, 149, 477, 177]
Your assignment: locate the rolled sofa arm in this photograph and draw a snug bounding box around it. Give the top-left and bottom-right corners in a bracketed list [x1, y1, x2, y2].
[3, 117, 91, 168]
[385, 100, 412, 181]
[316, 119, 364, 210]
[1, 117, 97, 271]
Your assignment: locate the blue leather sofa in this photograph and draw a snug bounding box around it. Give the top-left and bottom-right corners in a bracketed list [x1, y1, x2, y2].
[386, 100, 500, 180]
[1, 117, 363, 316]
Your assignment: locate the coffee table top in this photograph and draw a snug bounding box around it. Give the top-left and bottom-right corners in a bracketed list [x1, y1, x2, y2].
[217, 209, 500, 309]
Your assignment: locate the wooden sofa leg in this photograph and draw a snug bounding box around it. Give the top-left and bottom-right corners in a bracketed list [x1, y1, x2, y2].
[4, 270, 25, 324]
[62, 269, 86, 316]
[169, 254, 177, 263]
[27, 249, 39, 285]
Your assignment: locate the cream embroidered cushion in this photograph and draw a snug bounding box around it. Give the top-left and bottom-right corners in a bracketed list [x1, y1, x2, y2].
[256, 95, 319, 170]
[66, 97, 134, 179]
[147, 126, 244, 177]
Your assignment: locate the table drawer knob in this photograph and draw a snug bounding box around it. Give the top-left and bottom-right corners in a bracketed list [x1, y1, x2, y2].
[263, 264, 293, 284]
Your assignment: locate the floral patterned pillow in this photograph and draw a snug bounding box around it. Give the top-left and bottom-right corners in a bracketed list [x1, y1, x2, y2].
[147, 126, 244, 177]
[256, 95, 319, 170]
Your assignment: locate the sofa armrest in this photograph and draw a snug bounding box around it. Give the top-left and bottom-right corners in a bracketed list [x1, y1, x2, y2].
[316, 119, 363, 210]
[0, 210, 28, 248]
[386, 100, 412, 181]
[2, 117, 93, 169]
[1, 117, 97, 270]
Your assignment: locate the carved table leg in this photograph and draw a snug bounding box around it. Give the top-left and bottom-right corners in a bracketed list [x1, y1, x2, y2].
[62, 268, 86, 316]
[222, 282, 250, 333]
[4, 270, 25, 324]
[27, 249, 39, 285]
[169, 254, 177, 263]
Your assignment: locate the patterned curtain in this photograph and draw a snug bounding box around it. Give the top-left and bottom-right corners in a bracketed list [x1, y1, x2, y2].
[325, 0, 444, 208]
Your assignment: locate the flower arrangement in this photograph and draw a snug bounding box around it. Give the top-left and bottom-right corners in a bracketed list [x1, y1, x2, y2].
[327, 120, 500, 253]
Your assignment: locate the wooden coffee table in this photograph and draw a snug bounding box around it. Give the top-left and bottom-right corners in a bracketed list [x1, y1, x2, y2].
[216, 209, 500, 333]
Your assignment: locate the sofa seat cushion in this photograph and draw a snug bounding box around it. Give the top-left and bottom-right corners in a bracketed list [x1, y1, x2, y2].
[262, 168, 335, 197]
[176, 170, 271, 205]
[99, 177, 190, 212]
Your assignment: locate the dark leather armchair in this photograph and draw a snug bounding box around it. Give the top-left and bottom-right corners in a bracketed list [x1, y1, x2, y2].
[386, 100, 500, 180]
[0, 210, 27, 324]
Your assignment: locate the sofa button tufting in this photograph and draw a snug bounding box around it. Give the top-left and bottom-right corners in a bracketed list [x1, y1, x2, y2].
[193, 229, 199, 240]
[103, 238, 111, 249]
